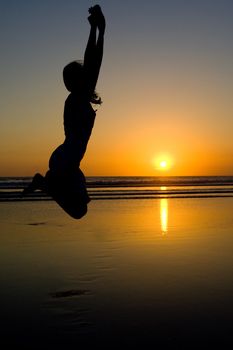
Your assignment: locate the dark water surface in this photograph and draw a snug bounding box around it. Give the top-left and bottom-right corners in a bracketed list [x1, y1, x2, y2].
[0, 197, 233, 347]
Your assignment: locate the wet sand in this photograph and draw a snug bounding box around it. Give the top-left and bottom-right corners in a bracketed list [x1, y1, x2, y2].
[0, 198, 233, 346]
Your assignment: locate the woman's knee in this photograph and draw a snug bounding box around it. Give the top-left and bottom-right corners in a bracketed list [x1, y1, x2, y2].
[68, 204, 88, 219]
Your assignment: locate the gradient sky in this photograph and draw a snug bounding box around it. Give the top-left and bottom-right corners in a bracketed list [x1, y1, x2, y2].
[1, 0, 233, 176]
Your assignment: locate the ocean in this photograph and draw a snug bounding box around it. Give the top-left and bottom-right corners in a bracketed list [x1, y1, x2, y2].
[1, 176, 233, 346]
[1, 175, 233, 201]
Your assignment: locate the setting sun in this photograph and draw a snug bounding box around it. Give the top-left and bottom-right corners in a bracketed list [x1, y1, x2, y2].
[160, 160, 167, 168]
[153, 154, 174, 172]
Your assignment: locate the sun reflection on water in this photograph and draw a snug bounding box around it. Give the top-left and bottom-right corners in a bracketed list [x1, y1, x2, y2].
[160, 198, 168, 235]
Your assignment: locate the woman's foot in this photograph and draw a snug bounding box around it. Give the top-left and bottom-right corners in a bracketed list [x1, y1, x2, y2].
[22, 173, 45, 196]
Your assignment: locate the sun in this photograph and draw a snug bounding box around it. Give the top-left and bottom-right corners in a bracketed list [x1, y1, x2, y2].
[153, 154, 174, 172]
[160, 160, 167, 168]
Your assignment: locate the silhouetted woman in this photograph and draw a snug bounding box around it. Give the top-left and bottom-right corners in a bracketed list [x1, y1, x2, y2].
[23, 5, 105, 219]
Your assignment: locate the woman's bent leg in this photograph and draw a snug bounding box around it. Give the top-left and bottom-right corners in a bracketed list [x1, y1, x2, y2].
[45, 168, 89, 219]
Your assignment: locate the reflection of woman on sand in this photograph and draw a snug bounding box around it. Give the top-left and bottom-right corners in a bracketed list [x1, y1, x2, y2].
[23, 5, 105, 219]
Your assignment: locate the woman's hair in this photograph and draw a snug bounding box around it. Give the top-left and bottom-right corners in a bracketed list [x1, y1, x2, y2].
[63, 61, 102, 105]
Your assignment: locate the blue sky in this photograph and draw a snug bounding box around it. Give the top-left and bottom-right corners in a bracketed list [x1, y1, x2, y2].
[1, 0, 233, 175]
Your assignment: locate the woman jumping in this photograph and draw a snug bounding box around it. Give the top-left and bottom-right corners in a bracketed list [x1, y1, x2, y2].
[23, 5, 105, 219]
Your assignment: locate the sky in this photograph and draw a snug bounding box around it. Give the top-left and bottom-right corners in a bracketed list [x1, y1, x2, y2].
[1, 0, 233, 176]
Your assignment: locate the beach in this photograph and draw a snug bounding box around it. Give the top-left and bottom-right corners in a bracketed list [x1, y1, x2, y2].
[0, 191, 233, 346]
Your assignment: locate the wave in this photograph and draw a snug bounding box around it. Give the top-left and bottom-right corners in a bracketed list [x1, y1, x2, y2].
[1, 176, 233, 188]
[1, 176, 233, 201]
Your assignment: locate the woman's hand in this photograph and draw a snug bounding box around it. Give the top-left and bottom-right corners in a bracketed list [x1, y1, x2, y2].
[88, 4, 101, 16]
[88, 5, 105, 33]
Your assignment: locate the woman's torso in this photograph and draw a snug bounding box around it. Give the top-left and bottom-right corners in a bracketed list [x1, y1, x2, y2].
[64, 93, 96, 139]
[63, 93, 96, 156]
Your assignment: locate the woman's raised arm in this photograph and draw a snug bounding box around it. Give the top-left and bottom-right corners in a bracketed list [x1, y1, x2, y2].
[83, 5, 105, 96]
